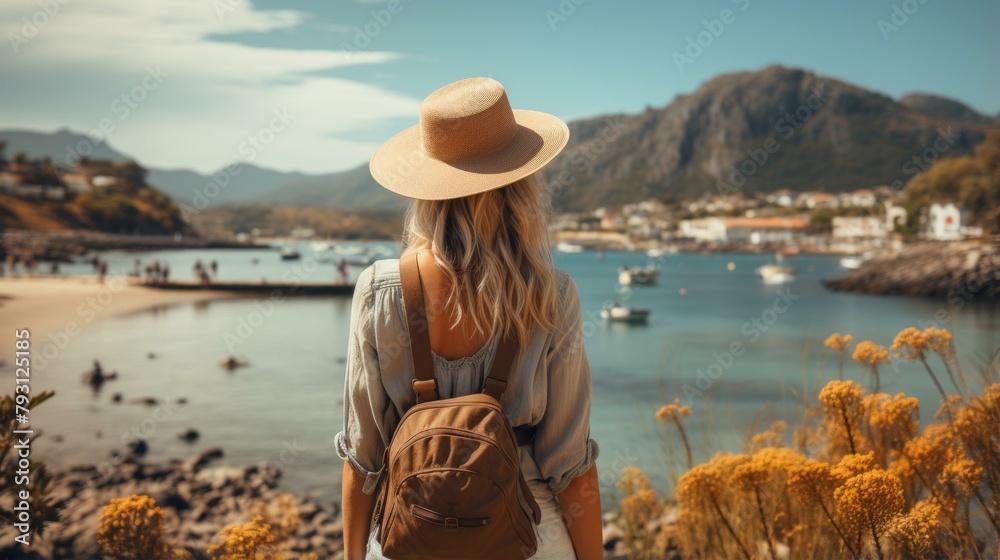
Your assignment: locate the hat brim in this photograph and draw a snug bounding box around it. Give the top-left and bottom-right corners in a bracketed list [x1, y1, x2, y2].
[369, 109, 569, 201]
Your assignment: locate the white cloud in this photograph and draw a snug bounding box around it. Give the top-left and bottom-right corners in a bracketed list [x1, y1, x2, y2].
[0, 0, 420, 173]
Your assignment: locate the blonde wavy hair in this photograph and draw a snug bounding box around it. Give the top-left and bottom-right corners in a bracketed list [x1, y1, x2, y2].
[401, 172, 559, 344]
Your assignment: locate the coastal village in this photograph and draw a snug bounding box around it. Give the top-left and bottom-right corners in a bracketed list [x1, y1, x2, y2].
[551, 187, 976, 254]
[0, 150, 983, 260]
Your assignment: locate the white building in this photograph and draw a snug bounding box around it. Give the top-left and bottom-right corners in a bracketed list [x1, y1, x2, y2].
[91, 175, 119, 188]
[767, 189, 796, 207]
[797, 192, 839, 209]
[926, 203, 963, 241]
[839, 189, 877, 208]
[679, 217, 809, 244]
[679, 218, 729, 243]
[832, 217, 885, 240]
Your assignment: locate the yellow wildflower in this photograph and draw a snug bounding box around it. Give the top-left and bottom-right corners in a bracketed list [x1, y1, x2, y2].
[655, 397, 691, 421]
[824, 333, 853, 351]
[942, 455, 982, 496]
[865, 392, 919, 459]
[887, 499, 943, 556]
[852, 341, 890, 366]
[98, 495, 184, 560]
[891, 327, 930, 361]
[208, 515, 276, 559]
[819, 380, 866, 455]
[788, 460, 837, 506]
[922, 327, 953, 354]
[616, 467, 663, 560]
[834, 470, 906, 543]
[832, 451, 878, 483]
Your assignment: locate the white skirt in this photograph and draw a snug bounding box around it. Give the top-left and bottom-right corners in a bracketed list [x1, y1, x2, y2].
[366, 480, 577, 559]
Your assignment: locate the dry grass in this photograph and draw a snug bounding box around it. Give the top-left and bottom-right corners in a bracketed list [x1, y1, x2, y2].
[625, 326, 1000, 560]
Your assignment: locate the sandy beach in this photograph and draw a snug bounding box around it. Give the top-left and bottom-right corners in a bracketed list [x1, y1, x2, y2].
[0, 276, 238, 361]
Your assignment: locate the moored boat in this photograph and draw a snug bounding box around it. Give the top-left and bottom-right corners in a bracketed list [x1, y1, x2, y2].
[555, 242, 585, 254]
[756, 264, 797, 284]
[600, 303, 651, 324]
[839, 255, 865, 270]
[618, 265, 660, 286]
[646, 244, 679, 258]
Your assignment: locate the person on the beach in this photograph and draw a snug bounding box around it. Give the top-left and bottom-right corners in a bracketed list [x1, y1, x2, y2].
[336, 258, 348, 285]
[98, 260, 107, 283]
[336, 78, 601, 560]
[210, 259, 218, 277]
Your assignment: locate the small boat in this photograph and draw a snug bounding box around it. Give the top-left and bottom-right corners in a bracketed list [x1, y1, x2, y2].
[756, 264, 798, 284]
[618, 265, 660, 286]
[555, 242, 585, 254]
[839, 255, 866, 270]
[280, 248, 301, 261]
[600, 303, 651, 324]
[310, 241, 333, 252]
[646, 244, 679, 258]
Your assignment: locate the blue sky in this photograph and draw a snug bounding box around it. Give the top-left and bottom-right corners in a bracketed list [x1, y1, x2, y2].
[1, 0, 997, 174]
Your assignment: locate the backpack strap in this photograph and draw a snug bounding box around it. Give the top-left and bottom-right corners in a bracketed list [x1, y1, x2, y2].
[399, 252, 438, 404]
[483, 334, 517, 400]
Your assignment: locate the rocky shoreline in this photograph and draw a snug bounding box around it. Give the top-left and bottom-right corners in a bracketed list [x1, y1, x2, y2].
[824, 240, 1000, 300]
[4, 448, 345, 560]
[4, 446, 657, 560]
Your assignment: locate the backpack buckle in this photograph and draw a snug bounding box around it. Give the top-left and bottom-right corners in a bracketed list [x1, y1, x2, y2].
[412, 379, 438, 403]
[444, 517, 459, 531]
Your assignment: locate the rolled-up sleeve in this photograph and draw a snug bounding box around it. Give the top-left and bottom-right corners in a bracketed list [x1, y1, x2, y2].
[533, 273, 600, 495]
[334, 264, 389, 494]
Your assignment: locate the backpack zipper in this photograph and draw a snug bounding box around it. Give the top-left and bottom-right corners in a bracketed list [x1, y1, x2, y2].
[410, 504, 491, 530]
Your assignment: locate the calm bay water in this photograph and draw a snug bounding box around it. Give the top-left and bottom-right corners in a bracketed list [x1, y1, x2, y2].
[30, 244, 1000, 507]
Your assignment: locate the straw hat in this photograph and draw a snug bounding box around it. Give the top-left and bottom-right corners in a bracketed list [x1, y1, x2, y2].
[369, 77, 569, 200]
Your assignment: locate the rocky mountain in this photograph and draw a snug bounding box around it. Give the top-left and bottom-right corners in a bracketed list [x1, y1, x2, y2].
[899, 93, 1000, 127]
[244, 66, 1000, 211]
[4, 66, 998, 213]
[544, 65, 999, 210]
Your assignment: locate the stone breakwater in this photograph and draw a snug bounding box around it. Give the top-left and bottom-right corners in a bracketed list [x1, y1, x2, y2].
[2, 449, 345, 560]
[824, 241, 1000, 300]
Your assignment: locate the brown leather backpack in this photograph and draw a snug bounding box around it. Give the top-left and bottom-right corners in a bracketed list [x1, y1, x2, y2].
[371, 252, 542, 559]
